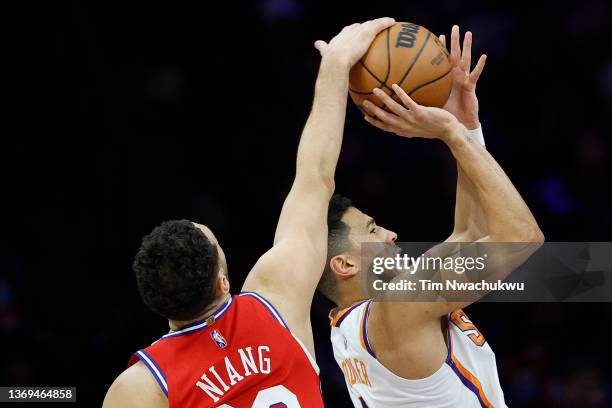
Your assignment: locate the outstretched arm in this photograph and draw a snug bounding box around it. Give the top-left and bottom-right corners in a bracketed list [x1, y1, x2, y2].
[441, 25, 488, 241]
[242, 18, 395, 351]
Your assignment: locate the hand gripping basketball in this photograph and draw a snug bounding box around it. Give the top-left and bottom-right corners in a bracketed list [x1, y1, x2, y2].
[313, 18, 396, 69]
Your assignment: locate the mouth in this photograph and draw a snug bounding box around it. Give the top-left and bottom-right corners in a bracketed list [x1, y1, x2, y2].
[382, 243, 402, 258]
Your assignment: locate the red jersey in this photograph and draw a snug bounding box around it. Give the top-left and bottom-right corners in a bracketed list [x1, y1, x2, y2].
[128, 292, 324, 407]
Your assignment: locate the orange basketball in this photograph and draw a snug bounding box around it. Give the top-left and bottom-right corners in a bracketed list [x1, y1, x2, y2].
[350, 22, 453, 109]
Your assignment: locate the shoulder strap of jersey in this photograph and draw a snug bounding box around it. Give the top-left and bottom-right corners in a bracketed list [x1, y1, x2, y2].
[239, 291, 320, 375]
[329, 299, 368, 328]
[128, 349, 169, 397]
[359, 300, 376, 358]
[239, 291, 289, 329]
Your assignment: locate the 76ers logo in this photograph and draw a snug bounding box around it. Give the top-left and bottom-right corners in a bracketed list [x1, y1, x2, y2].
[211, 330, 228, 349]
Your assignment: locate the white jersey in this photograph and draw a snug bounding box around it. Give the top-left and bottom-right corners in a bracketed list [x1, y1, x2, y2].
[330, 300, 506, 407]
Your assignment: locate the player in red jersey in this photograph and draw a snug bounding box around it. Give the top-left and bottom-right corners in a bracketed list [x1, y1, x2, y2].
[102, 17, 396, 408]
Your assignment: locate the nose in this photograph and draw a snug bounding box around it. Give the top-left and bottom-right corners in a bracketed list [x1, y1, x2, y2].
[383, 228, 398, 244]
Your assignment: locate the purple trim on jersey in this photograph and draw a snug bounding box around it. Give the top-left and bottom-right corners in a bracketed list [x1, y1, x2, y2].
[135, 349, 168, 397]
[362, 301, 376, 358]
[446, 358, 488, 408]
[239, 291, 290, 330]
[335, 300, 367, 327]
[444, 315, 487, 408]
[160, 296, 234, 339]
[445, 314, 453, 364]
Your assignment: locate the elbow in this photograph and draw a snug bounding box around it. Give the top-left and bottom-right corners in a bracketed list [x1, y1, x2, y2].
[447, 230, 484, 243]
[321, 173, 336, 195]
[296, 168, 335, 196]
[490, 221, 545, 244]
[314, 163, 336, 195]
[313, 170, 336, 197]
[516, 225, 545, 255]
[527, 226, 545, 248]
[509, 224, 545, 244]
[531, 227, 545, 244]
[518, 220, 545, 244]
[449, 223, 488, 242]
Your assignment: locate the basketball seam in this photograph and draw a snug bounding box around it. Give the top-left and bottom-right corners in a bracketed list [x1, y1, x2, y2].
[349, 28, 393, 94]
[397, 31, 432, 88]
[351, 62, 393, 94]
[405, 67, 453, 96]
[349, 30, 434, 96]
[384, 26, 391, 84]
[358, 61, 392, 91]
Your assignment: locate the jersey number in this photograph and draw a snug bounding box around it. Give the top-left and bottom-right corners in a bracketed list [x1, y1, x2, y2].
[219, 385, 300, 407]
[450, 310, 485, 346]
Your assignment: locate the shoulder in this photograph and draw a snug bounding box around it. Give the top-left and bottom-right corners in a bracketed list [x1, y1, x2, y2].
[103, 361, 168, 408]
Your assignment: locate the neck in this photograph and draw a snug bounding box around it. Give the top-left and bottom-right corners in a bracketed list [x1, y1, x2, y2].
[168, 293, 231, 331]
[335, 290, 367, 310]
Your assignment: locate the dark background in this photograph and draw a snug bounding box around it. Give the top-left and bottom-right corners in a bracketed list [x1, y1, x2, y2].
[4, 0, 612, 406]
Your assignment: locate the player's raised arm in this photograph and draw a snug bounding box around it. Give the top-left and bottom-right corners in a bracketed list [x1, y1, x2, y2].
[242, 18, 395, 338]
[440, 26, 489, 242]
[362, 86, 544, 328]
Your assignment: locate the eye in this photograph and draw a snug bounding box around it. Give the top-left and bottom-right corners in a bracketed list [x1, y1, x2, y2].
[370, 227, 377, 234]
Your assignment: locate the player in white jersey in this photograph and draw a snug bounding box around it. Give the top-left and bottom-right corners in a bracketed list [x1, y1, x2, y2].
[316, 26, 544, 407]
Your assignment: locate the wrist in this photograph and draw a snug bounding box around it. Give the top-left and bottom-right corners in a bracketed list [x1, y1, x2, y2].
[467, 125, 485, 146]
[320, 54, 352, 74]
[316, 57, 350, 93]
[464, 120, 480, 131]
[441, 120, 467, 146]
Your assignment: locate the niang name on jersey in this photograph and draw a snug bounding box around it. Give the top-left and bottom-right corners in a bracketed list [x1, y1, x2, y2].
[195, 345, 271, 402]
[373, 279, 525, 292]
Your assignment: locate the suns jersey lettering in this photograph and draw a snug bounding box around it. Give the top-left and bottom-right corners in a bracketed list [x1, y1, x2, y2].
[128, 293, 324, 407]
[330, 302, 507, 407]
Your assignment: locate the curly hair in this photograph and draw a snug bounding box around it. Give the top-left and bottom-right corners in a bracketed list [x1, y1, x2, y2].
[133, 220, 219, 321]
[318, 194, 354, 302]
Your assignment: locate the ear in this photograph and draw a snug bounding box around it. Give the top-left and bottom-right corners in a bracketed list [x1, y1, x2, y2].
[216, 271, 230, 296]
[329, 254, 359, 279]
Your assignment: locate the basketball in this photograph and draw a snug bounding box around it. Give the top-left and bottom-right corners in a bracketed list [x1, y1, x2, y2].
[349, 22, 453, 108]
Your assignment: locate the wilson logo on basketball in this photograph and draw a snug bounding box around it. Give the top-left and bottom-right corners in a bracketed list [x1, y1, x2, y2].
[396, 23, 420, 48]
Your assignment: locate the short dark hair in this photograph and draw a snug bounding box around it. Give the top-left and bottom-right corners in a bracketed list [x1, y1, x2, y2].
[133, 220, 219, 321]
[318, 194, 354, 302]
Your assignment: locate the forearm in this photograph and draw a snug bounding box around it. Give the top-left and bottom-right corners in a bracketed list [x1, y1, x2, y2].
[273, 58, 349, 244]
[452, 164, 488, 240]
[444, 124, 542, 242]
[295, 57, 349, 190]
[451, 126, 488, 240]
